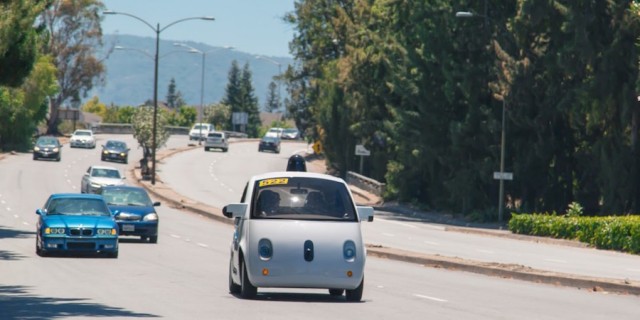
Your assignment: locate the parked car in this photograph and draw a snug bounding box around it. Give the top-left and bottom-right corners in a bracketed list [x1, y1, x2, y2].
[100, 185, 160, 243]
[189, 123, 215, 141]
[33, 136, 62, 161]
[281, 128, 300, 140]
[101, 140, 129, 164]
[204, 131, 229, 152]
[223, 171, 374, 300]
[258, 136, 281, 153]
[69, 129, 96, 148]
[80, 165, 125, 194]
[35, 193, 119, 258]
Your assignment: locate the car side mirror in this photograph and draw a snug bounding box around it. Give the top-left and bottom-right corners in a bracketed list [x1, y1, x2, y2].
[356, 206, 374, 222]
[36, 209, 44, 215]
[153, 201, 161, 207]
[111, 209, 120, 216]
[223, 203, 248, 218]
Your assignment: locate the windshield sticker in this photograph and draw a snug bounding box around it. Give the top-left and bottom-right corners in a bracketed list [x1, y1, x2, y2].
[258, 178, 289, 187]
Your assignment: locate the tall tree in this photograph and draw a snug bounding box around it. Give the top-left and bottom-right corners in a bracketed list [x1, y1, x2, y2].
[165, 77, 185, 109]
[222, 60, 242, 131]
[40, 0, 106, 135]
[0, 0, 50, 87]
[240, 63, 261, 137]
[131, 105, 169, 167]
[264, 81, 280, 113]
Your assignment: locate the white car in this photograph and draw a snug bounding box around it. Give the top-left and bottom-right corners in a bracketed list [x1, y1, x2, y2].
[264, 127, 283, 138]
[69, 129, 96, 148]
[81, 165, 126, 194]
[223, 171, 374, 301]
[189, 123, 215, 141]
[204, 131, 229, 152]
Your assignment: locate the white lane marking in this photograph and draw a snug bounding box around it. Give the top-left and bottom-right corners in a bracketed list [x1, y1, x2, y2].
[170, 234, 181, 239]
[626, 268, 640, 273]
[197, 243, 209, 248]
[22, 222, 29, 226]
[376, 218, 419, 229]
[0, 200, 5, 204]
[14, 215, 19, 219]
[66, 179, 71, 184]
[6, 207, 11, 211]
[477, 249, 494, 254]
[424, 241, 440, 246]
[414, 294, 447, 302]
[544, 259, 567, 264]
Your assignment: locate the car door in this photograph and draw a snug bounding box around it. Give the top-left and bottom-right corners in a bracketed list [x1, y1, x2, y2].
[81, 166, 92, 192]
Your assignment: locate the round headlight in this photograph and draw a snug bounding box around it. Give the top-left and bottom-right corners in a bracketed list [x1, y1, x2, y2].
[258, 238, 273, 260]
[343, 240, 357, 261]
[34, 147, 41, 151]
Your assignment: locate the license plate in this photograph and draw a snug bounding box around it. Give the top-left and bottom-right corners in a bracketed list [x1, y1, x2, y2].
[122, 225, 134, 232]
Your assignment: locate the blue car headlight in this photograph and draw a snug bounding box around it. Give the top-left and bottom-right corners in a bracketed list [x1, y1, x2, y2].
[258, 238, 273, 260]
[45, 227, 65, 235]
[143, 213, 158, 221]
[97, 228, 117, 236]
[343, 240, 357, 261]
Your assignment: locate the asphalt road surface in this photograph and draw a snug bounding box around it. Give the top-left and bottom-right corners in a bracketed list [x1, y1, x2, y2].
[0, 134, 638, 319]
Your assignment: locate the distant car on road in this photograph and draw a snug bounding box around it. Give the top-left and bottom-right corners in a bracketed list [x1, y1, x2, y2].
[35, 193, 119, 258]
[264, 127, 284, 138]
[81, 165, 125, 194]
[69, 129, 96, 148]
[281, 128, 300, 140]
[101, 140, 130, 164]
[223, 171, 374, 300]
[258, 136, 281, 153]
[204, 131, 229, 152]
[100, 185, 160, 243]
[189, 123, 215, 141]
[33, 136, 62, 161]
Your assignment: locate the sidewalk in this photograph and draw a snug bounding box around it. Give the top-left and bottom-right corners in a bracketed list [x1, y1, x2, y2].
[129, 143, 640, 296]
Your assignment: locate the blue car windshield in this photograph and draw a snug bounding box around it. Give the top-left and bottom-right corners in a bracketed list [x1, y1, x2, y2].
[102, 189, 152, 207]
[46, 198, 110, 216]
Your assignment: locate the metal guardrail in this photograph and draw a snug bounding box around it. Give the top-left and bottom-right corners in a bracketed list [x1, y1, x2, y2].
[346, 171, 386, 197]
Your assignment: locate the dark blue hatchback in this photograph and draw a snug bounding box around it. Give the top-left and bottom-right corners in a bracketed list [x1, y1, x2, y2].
[100, 186, 160, 243]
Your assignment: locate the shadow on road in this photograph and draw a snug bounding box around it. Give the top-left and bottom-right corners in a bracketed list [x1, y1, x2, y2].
[0, 285, 159, 319]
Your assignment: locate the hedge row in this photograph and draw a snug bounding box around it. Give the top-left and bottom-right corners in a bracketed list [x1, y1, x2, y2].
[508, 213, 640, 254]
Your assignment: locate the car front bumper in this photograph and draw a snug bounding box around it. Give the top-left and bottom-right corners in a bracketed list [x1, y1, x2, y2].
[115, 221, 158, 237]
[40, 236, 118, 254]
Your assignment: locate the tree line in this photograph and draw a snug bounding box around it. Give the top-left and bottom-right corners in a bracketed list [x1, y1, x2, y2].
[283, 1, 640, 218]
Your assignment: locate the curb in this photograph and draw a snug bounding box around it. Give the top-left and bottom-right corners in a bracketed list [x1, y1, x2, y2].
[130, 140, 640, 296]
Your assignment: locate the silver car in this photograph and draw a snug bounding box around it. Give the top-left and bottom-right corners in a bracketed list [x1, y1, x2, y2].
[69, 129, 96, 148]
[81, 165, 125, 194]
[204, 132, 228, 152]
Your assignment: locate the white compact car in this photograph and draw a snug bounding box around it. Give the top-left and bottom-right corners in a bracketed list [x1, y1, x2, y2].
[204, 131, 229, 152]
[80, 165, 126, 194]
[69, 129, 96, 148]
[223, 171, 374, 301]
[189, 123, 215, 141]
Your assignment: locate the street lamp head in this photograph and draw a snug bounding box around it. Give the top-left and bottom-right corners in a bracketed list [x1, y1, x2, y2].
[102, 10, 116, 15]
[455, 11, 474, 18]
[201, 16, 215, 21]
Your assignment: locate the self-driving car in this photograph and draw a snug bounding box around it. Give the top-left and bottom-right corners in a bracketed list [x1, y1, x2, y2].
[35, 193, 119, 258]
[100, 185, 160, 243]
[223, 171, 374, 301]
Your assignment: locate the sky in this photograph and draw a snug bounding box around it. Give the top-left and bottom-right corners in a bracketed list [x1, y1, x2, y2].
[101, 0, 296, 58]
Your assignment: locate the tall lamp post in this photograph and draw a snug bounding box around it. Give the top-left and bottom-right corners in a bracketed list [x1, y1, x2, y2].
[174, 44, 234, 145]
[103, 11, 214, 185]
[255, 55, 283, 114]
[456, 3, 508, 223]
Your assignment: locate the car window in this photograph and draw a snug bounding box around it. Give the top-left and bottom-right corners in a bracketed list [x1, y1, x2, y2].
[46, 198, 110, 216]
[251, 177, 356, 221]
[103, 189, 152, 206]
[208, 133, 223, 138]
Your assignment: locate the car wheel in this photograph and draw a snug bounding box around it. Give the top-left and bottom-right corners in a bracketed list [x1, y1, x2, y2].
[229, 259, 241, 294]
[345, 277, 364, 302]
[56, 156, 61, 162]
[329, 289, 344, 296]
[108, 251, 118, 259]
[204, 147, 209, 151]
[240, 259, 257, 299]
[149, 236, 158, 244]
[101, 156, 105, 161]
[223, 148, 228, 152]
[33, 155, 38, 160]
[124, 158, 128, 164]
[35, 235, 47, 257]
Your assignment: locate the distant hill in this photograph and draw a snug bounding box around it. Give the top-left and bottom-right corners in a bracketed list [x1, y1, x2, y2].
[90, 34, 293, 109]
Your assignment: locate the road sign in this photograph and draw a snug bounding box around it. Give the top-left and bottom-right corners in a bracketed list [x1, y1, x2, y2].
[355, 144, 371, 156]
[312, 141, 323, 154]
[493, 172, 513, 180]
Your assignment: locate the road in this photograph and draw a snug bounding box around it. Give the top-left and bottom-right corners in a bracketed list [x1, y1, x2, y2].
[0, 134, 638, 319]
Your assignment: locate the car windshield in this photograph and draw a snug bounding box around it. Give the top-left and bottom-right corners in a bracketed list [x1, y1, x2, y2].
[106, 141, 126, 149]
[92, 168, 121, 179]
[193, 124, 209, 130]
[251, 177, 356, 221]
[283, 129, 297, 134]
[37, 138, 58, 145]
[74, 131, 91, 136]
[262, 137, 278, 143]
[102, 189, 153, 207]
[46, 198, 110, 216]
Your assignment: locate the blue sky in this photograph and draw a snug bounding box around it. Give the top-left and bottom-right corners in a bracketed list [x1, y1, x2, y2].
[102, 0, 296, 58]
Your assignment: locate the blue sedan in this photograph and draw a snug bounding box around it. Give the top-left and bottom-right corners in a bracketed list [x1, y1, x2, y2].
[100, 186, 160, 243]
[36, 194, 119, 258]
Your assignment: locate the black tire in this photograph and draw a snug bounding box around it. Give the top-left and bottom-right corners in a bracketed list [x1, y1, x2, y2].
[329, 289, 344, 296]
[204, 147, 209, 151]
[36, 235, 47, 257]
[149, 236, 158, 244]
[345, 277, 364, 302]
[223, 148, 228, 152]
[229, 259, 241, 294]
[240, 260, 257, 299]
[33, 155, 37, 160]
[56, 156, 61, 162]
[108, 251, 118, 259]
[101, 156, 105, 161]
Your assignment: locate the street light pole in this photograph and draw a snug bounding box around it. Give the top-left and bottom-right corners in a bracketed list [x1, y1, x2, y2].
[103, 11, 214, 185]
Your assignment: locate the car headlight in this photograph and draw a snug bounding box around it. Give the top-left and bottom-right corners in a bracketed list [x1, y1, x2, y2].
[120, 152, 126, 157]
[343, 240, 357, 261]
[143, 213, 158, 221]
[90, 182, 102, 188]
[97, 228, 117, 236]
[103, 150, 109, 155]
[34, 146, 41, 151]
[53, 148, 59, 152]
[45, 227, 66, 234]
[258, 238, 273, 260]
